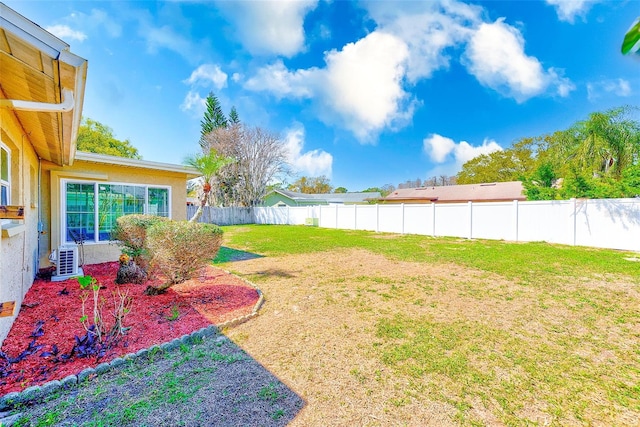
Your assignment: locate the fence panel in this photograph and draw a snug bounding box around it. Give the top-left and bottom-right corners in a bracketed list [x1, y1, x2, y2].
[377, 205, 404, 233]
[574, 198, 640, 251]
[434, 203, 470, 238]
[354, 205, 378, 231]
[336, 205, 357, 230]
[403, 204, 432, 236]
[471, 202, 515, 241]
[517, 201, 572, 245]
[186, 206, 254, 225]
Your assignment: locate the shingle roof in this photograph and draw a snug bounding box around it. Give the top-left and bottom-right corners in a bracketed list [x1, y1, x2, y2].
[382, 181, 525, 203]
[273, 190, 381, 203]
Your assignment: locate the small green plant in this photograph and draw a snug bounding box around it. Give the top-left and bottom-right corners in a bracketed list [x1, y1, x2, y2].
[77, 275, 132, 342]
[258, 383, 281, 402]
[271, 409, 285, 420]
[165, 304, 180, 321]
[78, 275, 104, 341]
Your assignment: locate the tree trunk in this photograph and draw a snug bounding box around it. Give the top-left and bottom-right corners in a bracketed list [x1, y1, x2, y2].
[188, 191, 209, 223]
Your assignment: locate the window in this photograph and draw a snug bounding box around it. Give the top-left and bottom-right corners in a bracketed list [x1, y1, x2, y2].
[1, 144, 9, 206]
[62, 180, 170, 243]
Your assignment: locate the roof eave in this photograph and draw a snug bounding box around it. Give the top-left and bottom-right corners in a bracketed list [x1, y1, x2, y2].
[74, 151, 200, 179]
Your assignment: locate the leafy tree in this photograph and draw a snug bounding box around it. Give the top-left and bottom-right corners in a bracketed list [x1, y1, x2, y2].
[569, 107, 640, 180]
[457, 138, 535, 184]
[200, 92, 228, 149]
[229, 106, 240, 125]
[334, 186, 348, 193]
[77, 118, 141, 159]
[288, 176, 333, 194]
[184, 150, 235, 222]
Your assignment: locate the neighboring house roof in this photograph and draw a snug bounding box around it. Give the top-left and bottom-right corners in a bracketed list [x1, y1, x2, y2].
[382, 181, 525, 203]
[0, 3, 87, 166]
[75, 152, 201, 179]
[268, 189, 382, 204]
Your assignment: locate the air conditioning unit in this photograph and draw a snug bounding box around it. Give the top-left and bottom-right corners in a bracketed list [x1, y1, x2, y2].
[51, 244, 83, 281]
[304, 217, 319, 226]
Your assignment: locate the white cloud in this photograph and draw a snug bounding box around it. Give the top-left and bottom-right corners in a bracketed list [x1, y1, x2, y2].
[245, 32, 414, 142]
[180, 90, 206, 113]
[364, 1, 481, 82]
[45, 25, 87, 42]
[231, 73, 242, 83]
[284, 124, 333, 177]
[244, 60, 316, 99]
[216, 0, 318, 57]
[184, 64, 228, 89]
[545, 0, 598, 23]
[245, 31, 413, 141]
[423, 134, 502, 167]
[463, 18, 574, 102]
[321, 32, 412, 140]
[587, 78, 633, 101]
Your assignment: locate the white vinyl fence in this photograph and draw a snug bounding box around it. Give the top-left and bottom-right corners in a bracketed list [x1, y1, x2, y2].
[189, 198, 640, 252]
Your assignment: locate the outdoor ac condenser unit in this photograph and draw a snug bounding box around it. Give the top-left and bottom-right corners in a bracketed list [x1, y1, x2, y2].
[52, 244, 81, 281]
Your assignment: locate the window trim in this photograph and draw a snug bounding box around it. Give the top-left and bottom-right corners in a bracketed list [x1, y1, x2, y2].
[61, 179, 172, 244]
[0, 143, 11, 226]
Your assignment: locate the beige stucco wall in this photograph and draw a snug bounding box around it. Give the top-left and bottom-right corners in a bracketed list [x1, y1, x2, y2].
[0, 109, 40, 345]
[41, 159, 189, 266]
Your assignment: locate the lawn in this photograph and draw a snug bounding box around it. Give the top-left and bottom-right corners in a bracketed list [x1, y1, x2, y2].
[10, 224, 640, 426]
[218, 225, 640, 426]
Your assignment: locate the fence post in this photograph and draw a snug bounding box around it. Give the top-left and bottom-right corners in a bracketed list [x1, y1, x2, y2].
[401, 203, 405, 234]
[335, 204, 339, 229]
[432, 202, 436, 237]
[376, 204, 380, 233]
[354, 204, 357, 230]
[319, 205, 322, 227]
[468, 201, 473, 239]
[513, 200, 519, 242]
[571, 198, 577, 246]
[287, 206, 290, 225]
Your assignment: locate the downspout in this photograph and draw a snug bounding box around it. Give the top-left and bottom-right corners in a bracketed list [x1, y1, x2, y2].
[0, 88, 75, 112]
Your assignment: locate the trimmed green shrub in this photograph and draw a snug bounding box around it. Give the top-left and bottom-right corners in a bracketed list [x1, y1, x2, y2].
[145, 221, 223, 294]
[111, 214, 170, 272]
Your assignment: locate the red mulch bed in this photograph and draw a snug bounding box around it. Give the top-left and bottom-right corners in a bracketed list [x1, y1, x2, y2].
[0, 262, 259, 395]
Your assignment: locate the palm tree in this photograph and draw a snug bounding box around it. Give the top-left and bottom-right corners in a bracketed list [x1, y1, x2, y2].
[573, 107, 640, 179]
[185, 150, 234, 222]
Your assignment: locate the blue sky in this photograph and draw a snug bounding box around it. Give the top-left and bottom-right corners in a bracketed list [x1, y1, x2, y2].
[7, 0, 639, 191]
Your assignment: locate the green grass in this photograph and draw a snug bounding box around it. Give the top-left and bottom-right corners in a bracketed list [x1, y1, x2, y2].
[220, 224, 640, 283]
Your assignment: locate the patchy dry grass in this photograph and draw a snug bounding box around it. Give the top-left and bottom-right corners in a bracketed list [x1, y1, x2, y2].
[220, 225, 640, 426]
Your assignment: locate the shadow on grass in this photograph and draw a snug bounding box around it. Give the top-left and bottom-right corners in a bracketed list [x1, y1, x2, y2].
[214, 246, 264, 264]
[9, 332, 305, 426]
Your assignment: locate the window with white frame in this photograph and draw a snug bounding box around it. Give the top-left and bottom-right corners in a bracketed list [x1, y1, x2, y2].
[63, 180, 170, 243]
[0, 144, 9, 207]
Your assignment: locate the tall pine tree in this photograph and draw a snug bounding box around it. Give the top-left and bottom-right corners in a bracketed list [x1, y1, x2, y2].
[200, 92, 228, 149]
[229, 106, 240, 125]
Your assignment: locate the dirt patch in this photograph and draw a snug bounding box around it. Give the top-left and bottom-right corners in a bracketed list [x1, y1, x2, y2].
[222, 248, 640, 426]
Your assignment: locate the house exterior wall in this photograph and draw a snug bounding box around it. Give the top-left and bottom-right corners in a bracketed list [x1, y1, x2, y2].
[40, 160, 190, 266]
[0, 109, 40, 344]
